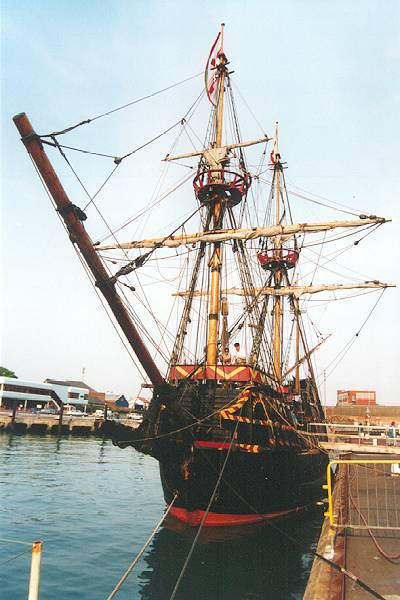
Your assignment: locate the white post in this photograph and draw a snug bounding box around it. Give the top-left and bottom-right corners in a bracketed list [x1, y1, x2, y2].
[28, 541, 42, 600]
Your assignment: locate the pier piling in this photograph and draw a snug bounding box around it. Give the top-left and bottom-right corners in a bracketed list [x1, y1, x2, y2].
[10, 400, 17, 432]
[58, 403, 64, 435]
[28, 540, 42, 600]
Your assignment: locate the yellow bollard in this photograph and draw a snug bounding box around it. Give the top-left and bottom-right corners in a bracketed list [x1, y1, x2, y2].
[28, 541, 42, 600]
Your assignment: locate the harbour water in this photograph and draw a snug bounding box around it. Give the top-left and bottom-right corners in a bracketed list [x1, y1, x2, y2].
[0, 433, 324, 599]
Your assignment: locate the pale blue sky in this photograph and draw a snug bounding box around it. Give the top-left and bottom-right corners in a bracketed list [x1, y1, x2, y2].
[1, 0, 399, 403]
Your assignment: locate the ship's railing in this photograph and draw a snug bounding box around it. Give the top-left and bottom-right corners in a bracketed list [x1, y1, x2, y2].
[257, 248, 299, 271]
[167, 364, 275, 387]
[193, 168, 251, 205]
[324, 459, 400, 532]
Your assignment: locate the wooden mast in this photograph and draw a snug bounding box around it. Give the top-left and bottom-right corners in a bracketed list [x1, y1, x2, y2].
[13, 112, 164, 388]
[206, 23, 226, 365]
[272, 124, 282, 381]
[295, 306, 301, 394]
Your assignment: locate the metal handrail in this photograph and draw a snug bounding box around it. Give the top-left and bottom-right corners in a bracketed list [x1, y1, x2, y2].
[323, 459, 400, 531]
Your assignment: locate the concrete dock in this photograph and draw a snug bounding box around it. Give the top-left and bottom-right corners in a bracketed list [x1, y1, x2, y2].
[305, 452, 400, 599]
[0, 412, 140, 434]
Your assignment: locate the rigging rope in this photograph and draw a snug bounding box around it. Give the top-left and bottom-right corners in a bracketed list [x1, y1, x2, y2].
[105, 493, 178, 600]
[110, 206, 201, 280]
[39, 72, 203, 138]
[45, 91, 205, 357]
[0, 548, 32, 567]
[256, 175, 375, 218]
[322, 289, 387, 381]
[27, 154, 152, 380]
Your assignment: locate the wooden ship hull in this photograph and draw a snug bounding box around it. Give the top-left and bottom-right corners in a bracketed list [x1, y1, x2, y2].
[107, 365, 329, 526]
[160, 445, 328, 526]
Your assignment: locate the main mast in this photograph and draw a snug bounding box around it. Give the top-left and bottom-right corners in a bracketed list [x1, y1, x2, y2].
[164, 25, 266, 367]
[272, 124, 282, 381]
[207, 23, 226, 365]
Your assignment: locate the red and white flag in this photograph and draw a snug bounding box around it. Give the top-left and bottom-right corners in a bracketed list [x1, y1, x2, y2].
[270, 129, 278, 164]
[205, 32, 222, 106]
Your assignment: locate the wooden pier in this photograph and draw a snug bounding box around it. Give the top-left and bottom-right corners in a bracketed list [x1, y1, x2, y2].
[305, 451, 400, 599]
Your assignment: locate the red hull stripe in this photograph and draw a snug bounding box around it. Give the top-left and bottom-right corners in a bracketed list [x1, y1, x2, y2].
[193, 441, 263, 452]
[169, 506, 305, 527]
[194, 441, 232, 449]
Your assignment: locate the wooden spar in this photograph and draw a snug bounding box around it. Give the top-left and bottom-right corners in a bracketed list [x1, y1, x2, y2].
[163, 136, 269, 162]
[172, 282, 395, 298]
[272, 125, 282, 381]
[13, 112, 164, 388]
[206, 23, 226, 365]
[95, 217, 390, 250]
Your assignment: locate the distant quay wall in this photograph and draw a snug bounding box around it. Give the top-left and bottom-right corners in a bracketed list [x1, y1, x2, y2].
[325, 405, 400, 422]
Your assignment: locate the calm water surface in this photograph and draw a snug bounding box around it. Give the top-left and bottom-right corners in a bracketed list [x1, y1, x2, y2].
[0, 433, 324, 599]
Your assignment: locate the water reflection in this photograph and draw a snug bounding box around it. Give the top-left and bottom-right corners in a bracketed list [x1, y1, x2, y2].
[98, 437, 108, 463]
[137, 507, 324, 600]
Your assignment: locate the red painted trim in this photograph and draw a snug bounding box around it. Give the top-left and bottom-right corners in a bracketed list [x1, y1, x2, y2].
[194, 441, 232, 449]
[169, 505, 306, 527]
[167, 365, 270, 384]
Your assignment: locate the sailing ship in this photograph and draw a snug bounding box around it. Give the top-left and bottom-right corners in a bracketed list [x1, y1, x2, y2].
[13, 25, 393, 527]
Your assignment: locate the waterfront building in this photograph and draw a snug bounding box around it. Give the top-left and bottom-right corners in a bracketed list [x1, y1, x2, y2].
[337, 390, 376, 406]
[45, 379, 105, 410]
[0, 377, 88, 411]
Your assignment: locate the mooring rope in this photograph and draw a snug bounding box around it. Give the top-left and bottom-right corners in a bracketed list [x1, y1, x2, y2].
[105, 493, 178, 600]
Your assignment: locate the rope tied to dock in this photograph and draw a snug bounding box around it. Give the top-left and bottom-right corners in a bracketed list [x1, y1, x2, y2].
[105, 493, 178, 600]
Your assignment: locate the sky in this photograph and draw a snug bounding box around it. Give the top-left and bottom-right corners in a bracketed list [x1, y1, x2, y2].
[1, 0, 399, 404]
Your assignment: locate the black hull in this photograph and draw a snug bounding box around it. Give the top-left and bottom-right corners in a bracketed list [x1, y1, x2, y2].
[160, 446, 328, 526]
[106, 377, 329, 527]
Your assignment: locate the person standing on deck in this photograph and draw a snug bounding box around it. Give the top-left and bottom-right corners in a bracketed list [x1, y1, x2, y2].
[219, 347, 232, 364]
[232, 343, 246, 365]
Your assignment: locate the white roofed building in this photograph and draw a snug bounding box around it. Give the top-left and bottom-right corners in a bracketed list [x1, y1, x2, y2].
[0, 377, 89, 411]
